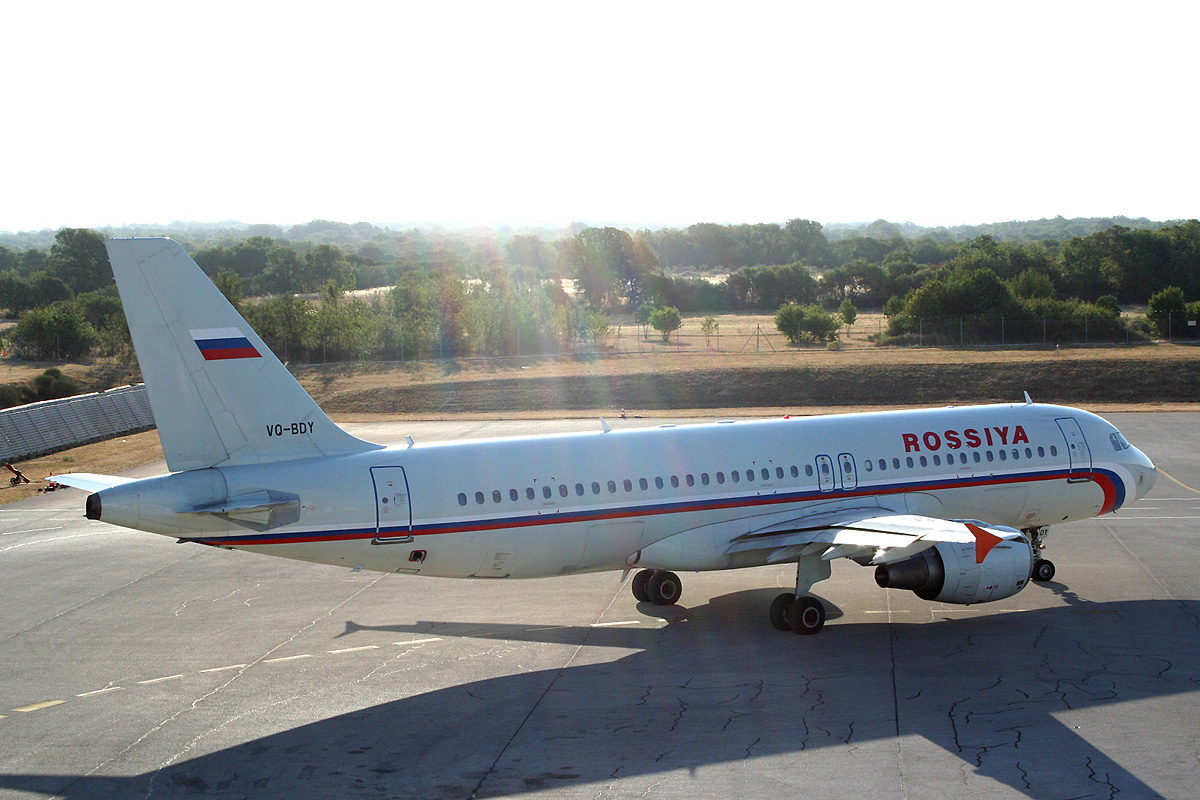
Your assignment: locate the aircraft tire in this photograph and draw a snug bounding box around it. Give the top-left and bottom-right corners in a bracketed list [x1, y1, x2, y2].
[631, 569, 653, 603]
[647, 570, 682, 606]
[787, 596, 826, 635]
[1032, 558, 1056, 582]
[769, 592, 795, 631]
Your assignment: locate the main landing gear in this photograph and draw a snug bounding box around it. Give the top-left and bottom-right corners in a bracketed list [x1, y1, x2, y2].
[768, 593, 826, 635]
[631, 557, 830, 635]
[1024, 525, 1056, 583]
[631, 569, 683, 606]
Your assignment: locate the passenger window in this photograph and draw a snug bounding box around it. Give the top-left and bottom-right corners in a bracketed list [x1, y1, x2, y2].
[457, 493, 467, 506]
[932, 454, 941, 466]
[973, 452, 981, 463]
[761, 469, 770, 481]
[685, 474, 695, 487]
[864, 460, 873, 472]
[790, 466, 799, 478]
[640, 478, 649, 490]
[960, 453, 967, 464]
[878, 459, 886, 471]
[608, 480, 617, 493]
[509, 489, 519, 501]
[986, 451, 994, 462]
[732, 471, 741, 483]
[1012, 449, 1020, 460]
[998, 450, 1006, 461]
[805, 465, 814, 477]
[843, 461, 852, 473]
[1025, 448, 1032, 458]
[892, 458, 900, 469]
[624, 479, 632, 492]
[746, 469, 755, 482]
[591, 482, 600, 494]
[776, 467, 784, 479]
[1038, 446, 1045, 457]
[1050, 446, 1058, 457]
[543, 486, 552, 499]
[575, 483, 584, 496]
[821, 462, 830, 475]
[671, 476, 680, 488]
[655, 477, 664, 489]
[475, 491, 485, 505]
[526, 487, 535, 500]
[559, 485, 568, 497]
[701, 473, 710, 485]
[919, 456, 927, 467]
[492, 490, 502, 503]
[906, 457, 914, 468]
[716, 472, 725, 484]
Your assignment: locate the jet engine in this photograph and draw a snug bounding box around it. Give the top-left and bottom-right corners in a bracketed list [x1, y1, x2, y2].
[874, 527, 1033, 605]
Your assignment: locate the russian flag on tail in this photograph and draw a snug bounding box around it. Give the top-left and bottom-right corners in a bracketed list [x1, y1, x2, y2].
[190, 328, 262, 360]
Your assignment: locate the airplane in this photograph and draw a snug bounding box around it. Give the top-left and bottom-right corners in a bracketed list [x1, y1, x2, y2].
[53, 238, 1157, 635]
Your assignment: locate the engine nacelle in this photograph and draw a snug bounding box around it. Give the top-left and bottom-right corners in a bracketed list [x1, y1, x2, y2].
[874, 528, 1033, 605]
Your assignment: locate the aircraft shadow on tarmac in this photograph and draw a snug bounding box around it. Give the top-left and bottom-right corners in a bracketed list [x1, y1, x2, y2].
[3, 587, 1196, 800]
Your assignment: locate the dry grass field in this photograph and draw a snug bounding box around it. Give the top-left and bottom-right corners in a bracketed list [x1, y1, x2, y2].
[3, 335, 1197, 507]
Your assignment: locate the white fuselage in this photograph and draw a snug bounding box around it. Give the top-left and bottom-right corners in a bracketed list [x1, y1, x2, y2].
[91, 402, 1155, 581]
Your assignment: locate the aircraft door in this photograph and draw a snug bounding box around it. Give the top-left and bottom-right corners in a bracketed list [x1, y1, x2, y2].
[1055, 417, 1092, 483]
[371, 466, 413, 542]
[815, 454, 835, 492]
[838, 453, 858, 490]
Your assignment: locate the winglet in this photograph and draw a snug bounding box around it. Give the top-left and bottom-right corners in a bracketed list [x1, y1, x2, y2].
[1023, 391, 1033, 404]
[965, 522, 1003, 564]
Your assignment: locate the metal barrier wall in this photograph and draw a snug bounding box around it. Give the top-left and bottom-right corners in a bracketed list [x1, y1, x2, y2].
[0, 385, 155, 463]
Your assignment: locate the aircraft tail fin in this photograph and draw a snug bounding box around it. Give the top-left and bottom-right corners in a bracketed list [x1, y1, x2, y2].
[105, 238, 381, 472]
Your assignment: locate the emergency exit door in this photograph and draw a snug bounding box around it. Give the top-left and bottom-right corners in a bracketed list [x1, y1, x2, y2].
[371, 466, 413, 542]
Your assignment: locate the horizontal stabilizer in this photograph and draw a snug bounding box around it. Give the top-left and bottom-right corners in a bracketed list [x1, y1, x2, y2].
[191, 490, 301, 532]
[48, 473, 134, 493]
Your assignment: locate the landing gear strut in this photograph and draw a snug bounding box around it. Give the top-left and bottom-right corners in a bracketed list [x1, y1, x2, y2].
[630, 568, 682, 606]
[1024, 526, 1056, 583]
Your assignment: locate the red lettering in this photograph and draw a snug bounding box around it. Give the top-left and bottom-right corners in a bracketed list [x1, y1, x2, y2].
[965, 429, 981, 447]
[923, 431, 942, 451]
[984, 428, 994, 446]
[902, 433, 920, 452]
[944, 430, 962, 449]
[995, 426, 1009, 445]
[1013, 425, 1029, 445]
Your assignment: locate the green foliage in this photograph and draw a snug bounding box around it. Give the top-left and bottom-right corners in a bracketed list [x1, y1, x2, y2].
[48, 228, 111, 295]
[838, 298, 858, 328]
[561, 227, 658, 310]
[31, 367, 80, 400]
[725, 263, 818, 310]
[11, 302, 98, 359]
[775, 303, 840, 345]
[648, 306, 682, 342]
[214, 270, 244, 309]
[700, 315, 719, 345]
[1008, 269, 1056, 299]
[1147, 286, 1187, 337]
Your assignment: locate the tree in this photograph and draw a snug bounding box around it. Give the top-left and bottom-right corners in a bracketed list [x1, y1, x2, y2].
[11, 301, 98, 359]
[48, 228, 111, 294]
[838, 298, 858, 329]
[775, 303, 839, 344]
[648, 306, 682, 342]
[214, 270, 244, 310]
[1147, 286, 1186, 338]
[561, 227, 658, 310]
[700, 316, 719, 348]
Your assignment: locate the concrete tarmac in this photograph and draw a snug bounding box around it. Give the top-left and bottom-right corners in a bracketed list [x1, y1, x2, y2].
[0, 413, 1197, 799]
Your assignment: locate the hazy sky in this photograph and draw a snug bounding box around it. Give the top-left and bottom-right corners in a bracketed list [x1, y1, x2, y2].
[4, 1, 1195, 233]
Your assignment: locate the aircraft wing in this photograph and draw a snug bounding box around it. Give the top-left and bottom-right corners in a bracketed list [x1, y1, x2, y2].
[724, 509, 1013, 566]
[48, 473, 135, 493]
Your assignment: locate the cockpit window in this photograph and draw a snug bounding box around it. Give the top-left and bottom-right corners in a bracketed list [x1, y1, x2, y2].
[1110, 432, 1131, 451]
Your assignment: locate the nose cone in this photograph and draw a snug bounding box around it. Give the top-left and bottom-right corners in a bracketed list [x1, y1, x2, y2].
[1130, 447, 1157, 501]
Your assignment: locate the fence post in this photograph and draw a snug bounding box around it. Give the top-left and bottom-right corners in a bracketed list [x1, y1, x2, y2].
[959, 317, 963, 347]
[919, 318, 923, 347]
[1001, 316, 1005, 346]
[1084, 313, 1088, 343]
[1042, 316, 1046, 344]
